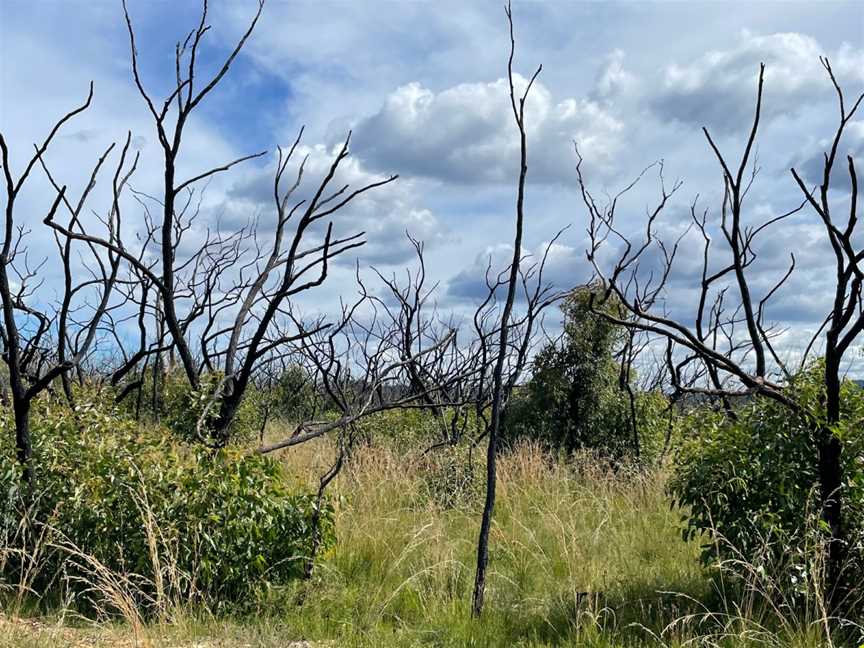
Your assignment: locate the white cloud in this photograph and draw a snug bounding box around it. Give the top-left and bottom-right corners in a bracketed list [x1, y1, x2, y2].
[351, 75, 625, 185]
[593, 49, 637, 100]
[5, 0, 864, 352]
[652, 31, 864, 132]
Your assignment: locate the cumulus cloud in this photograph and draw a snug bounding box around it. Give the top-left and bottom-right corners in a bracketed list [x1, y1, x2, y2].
[6, 0, 864, 353]
[651, 31, 864, 133]
[351, 74, 625, 185]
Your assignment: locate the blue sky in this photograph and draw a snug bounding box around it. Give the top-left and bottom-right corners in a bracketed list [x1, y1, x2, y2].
[1, 0, 863, 366]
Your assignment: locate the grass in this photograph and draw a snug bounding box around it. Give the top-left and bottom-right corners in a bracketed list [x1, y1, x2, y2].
[276, 443, 706, 647]
[0, 429, 857, 647]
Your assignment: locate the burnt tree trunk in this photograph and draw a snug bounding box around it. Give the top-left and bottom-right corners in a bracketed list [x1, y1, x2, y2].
[820, 351, 846, 604]
[12, 393, 32, 489]
[472, 3, 540, 616]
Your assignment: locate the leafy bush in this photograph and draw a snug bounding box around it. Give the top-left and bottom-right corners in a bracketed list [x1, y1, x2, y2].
[159, 371, 263, 445]
[355, 407, 450, 450]
[269, 364, 322, 423]
[504, 286, 670, 461]
[530, 287, 629, 454]
[505, 348, 629, 454]
[0, 397, 331, 612]
[668, 366, 864, 601]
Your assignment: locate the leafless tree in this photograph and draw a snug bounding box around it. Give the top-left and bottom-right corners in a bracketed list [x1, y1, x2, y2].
[790, 58, 863, 601]
[471, 2, 545, 617]
[615, 327, 654, 460]
[369, 235, 481, 449]
[252, 264, 467, 576]
[256, 267, 462, 456]
[580, 60, 862, 605]
[46, 0, 397, 445]
[0, 86, 138, 487]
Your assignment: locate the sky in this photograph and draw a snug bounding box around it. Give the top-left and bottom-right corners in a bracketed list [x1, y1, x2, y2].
[1, 0, 863, 372]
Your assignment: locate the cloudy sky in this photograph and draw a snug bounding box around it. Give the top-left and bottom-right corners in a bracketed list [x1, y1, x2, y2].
[1, 0, 863, 368]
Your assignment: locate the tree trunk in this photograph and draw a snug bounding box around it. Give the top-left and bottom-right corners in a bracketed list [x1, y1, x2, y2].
[820, 355, 845, 606]
[304, 449, 344, 579]
[472, 427, 497, 616]
[13, 397, 33, 489]
[211, 377, 245, 446]
[817, 429, 844, 595]
[471, 9, 537, 615]
[61, 372, 75, 409]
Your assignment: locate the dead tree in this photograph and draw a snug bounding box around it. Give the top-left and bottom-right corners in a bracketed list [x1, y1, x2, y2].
[256, 269, 462, 455]
[253, 269, 465, 576]
[790, 58, 863, 602]
[0, 86, 138, 486]
[204, 132, 394, 444]
[580, 60, 862, 605]
[370, 234, 481, 449]
[117, 0, 268, 390]
[471, 2, 544, 616]
[49, 1, 397, 444]
[615, 327, 653, 461]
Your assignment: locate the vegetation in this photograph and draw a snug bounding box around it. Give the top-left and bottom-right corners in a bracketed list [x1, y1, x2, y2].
[2, 427, 861, 647]
[505, 286, 671, 463]
[1, 0, 863, 646]
[0, 396, 330, 613]
[669, 365, 864, 608]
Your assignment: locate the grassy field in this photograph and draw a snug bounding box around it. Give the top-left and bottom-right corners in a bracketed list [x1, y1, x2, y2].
[0, 434, 850, 647]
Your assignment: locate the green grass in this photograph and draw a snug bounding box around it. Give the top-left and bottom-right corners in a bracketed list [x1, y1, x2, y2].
[279, 445, 704, 647]
[0, 436, 855, 647]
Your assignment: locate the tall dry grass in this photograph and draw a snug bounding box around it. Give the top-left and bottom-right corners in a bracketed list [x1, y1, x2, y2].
[264, 439, 861, 647]
[2, 435, 860, 647]
[0, 477, 204, 648]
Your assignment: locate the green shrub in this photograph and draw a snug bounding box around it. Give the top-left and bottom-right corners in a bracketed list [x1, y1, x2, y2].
[668, 366, 864, 601]
[507, 287, 628, 456]
[503, 285, 671, 462]
[355, 407, 449, 450]
[269, 365, 321, 423]
[160, 371, 263, 445]
[0, 397, 331, 612]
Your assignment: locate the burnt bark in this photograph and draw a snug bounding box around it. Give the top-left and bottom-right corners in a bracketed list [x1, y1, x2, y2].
[472, 2, 542, 617]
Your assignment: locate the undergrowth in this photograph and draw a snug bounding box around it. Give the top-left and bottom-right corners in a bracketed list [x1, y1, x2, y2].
[3, 426, 860, 647]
